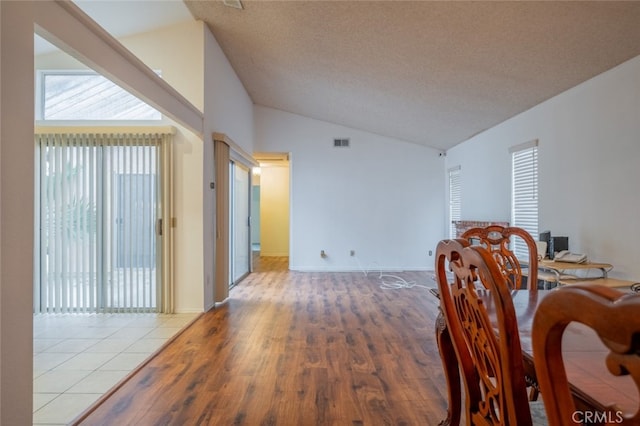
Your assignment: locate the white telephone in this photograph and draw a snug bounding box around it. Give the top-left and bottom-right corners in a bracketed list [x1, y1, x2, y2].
[554, 250, 588, 264]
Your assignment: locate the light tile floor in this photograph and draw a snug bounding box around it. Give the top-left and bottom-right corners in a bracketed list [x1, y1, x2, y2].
[33, 312, 199, 425]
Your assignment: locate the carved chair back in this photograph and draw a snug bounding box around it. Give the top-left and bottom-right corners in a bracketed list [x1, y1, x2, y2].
[435, 239, 533, 425]
[461, 225, 539, 293]
[532, 285, 640, 426]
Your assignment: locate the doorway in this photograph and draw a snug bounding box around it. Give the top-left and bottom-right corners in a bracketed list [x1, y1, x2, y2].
[253, 153, 290, 272]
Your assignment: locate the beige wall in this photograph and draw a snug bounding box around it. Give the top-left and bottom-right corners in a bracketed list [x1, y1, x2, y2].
[0, 0, 3, 411]
[260, 164, 290, 256]
[170, 128, 204, 312]
[1, 3, 35, 423]
[121, 20, 205, 112]
[120, 22, 206, 313]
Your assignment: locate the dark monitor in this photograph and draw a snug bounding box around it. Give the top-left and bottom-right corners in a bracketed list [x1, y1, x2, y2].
[550, 237, 569, 259]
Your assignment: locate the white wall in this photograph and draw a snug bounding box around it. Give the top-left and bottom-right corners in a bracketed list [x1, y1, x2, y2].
[202, 27, 255, 308]
[203, 29, 254, 155]
[446, 54, 640, 280]
[260, 164, 290, 256]
[254, 106, 445, 271]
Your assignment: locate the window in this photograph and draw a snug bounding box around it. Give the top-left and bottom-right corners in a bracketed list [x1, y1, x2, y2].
[511, 140, 539, 258]
[448, 166, 461, 238]
[38, 71, 161, 120]
[35, 130, 173, 313]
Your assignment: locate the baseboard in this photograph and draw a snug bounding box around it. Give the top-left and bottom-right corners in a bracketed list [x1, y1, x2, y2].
[289, 266, 433, 273]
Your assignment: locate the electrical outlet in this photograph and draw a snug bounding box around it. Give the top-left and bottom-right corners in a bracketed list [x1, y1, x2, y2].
[350, 250, 355, 256]
[321, 250, 327, 258]
[428, 250, 433, 256]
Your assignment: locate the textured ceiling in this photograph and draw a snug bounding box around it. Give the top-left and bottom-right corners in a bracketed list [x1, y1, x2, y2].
[185, 1, 640, 150]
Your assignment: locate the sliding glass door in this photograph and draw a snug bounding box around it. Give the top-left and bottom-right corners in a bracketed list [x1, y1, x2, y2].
[229, 161, 251, 287]
[35, 132, 170, 313]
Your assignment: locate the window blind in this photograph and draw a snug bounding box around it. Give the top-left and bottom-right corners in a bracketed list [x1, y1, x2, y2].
[35, 130, 172, 313]
[511, 141, 538, 258]
[449, 166, 461, 238]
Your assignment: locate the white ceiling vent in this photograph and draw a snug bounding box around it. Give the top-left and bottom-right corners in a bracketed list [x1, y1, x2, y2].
[223, 0, 243, 10]
[333, 138, 350, 148]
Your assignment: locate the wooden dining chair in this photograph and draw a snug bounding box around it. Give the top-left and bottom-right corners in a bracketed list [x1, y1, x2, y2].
[532, 285, 640, 426]
[461, 225, 539, 292]
[460, 225, 543, 400]
[435, 239, 546, 425]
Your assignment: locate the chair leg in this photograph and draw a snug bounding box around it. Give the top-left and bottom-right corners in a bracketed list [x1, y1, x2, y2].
[435, 311, 461, 426]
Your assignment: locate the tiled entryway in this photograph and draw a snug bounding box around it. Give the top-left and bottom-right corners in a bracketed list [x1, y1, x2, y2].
[33, 312, 199, 425]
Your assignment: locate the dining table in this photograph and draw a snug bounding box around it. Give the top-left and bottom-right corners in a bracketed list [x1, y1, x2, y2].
[432, 288, 638, 426]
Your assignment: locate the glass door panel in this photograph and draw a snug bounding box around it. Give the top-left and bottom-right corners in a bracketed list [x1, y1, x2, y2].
[230, 161, 251, 287]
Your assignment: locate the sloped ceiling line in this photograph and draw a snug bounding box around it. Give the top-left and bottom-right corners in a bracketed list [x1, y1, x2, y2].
[185, 0, 640, 150]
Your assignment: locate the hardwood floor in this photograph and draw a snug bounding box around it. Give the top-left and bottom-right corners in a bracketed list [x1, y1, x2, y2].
[75, 257, 448, 425]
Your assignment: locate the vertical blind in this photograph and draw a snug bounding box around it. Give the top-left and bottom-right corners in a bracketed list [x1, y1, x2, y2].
[35, 130, 172, 313]
[448, 166, 461, 238]
[511, 140, 539, 259]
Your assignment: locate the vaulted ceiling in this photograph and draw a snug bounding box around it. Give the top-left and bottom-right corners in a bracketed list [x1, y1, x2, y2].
[72, 1, 640, 151]
[185, 1, 640, 150]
